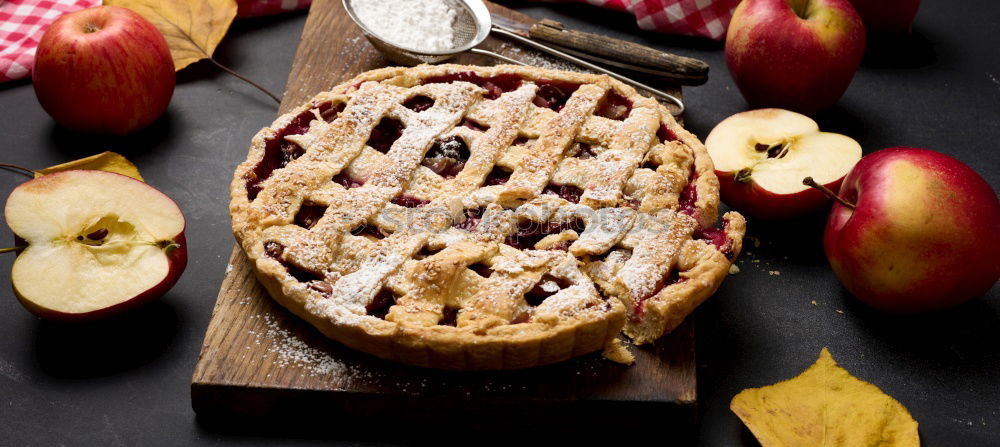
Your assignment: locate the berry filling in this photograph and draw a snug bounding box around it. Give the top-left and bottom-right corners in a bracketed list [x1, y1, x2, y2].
[524, 274, 572, 306]
[505, 218, 586, 250]
[350, 224, 385, 239]
[460, 118, 489, 132]
[287, 264, 324, 283]
[416, 245, 443, 258]
[468, 262, 493, 278]
[656, 124, 678, 143]
[391, 194, 430, 208]
[532, 79, 581, 111]
[483, 166, 512, 185]
[264, 241, 284, 259]
[438, 306, 459, 326]
[245, 108, 317, 200]
[421, 136, 470, 178]
[677, 166, 699, 217]
[423, 72, 523, 100]
[594, 90, 632, 121]
[263, 241, 324, 284]
[307, 281, 333, 297]
[513, 136, 531, 146]
[454, 207, 486, 231]
[367, 288, 398, 319]
[332, 172, 365, 189]
[367, 117, 405, 153]
[695, 224, 735, 260]
[572, 142, 598, 159]
[316, 101, 345, 122]
[402, 95, 435, 112]
[633, 269, 687, 320]
[542, 183, 584, 203]
[294, 202, 327, 229]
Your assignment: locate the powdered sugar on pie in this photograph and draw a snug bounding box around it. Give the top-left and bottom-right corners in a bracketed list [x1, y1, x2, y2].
[230, 64, 745, 370]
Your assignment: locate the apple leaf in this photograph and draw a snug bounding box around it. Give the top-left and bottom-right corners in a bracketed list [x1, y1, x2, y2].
[731, 348, 920, 447]
[36, 152, 144, 182]
[104, 0, 238, 71]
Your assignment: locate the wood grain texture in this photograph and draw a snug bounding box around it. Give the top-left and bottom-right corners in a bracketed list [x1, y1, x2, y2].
[192, 0, 694, 436]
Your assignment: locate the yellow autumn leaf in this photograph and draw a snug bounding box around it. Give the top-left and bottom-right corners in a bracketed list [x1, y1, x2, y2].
[35, 152, 144, 182]
[731, 348, 919, 447]
[104, 0, 237, 71]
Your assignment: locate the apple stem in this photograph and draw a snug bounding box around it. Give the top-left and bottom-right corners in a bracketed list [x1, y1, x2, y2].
[0, 163, 36, 178]
[803, 177, 855, 210]
[209, 58, 281, 105]
[0, 247, 25, 254]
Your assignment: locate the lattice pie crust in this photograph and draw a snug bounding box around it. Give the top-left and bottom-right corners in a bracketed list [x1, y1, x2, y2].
[230, 65, 745, 370]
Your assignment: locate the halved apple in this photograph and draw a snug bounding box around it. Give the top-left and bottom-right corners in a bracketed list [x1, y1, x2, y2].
[706, 109, 862, 220]
[4, 170, 187, 320]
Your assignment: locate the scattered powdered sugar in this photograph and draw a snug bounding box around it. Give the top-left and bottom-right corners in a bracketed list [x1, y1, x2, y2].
[351, 0, 456, 52]
[247, 312, 350, 378]
[496, 42, 595, 73]
[226, 263, 233, 274]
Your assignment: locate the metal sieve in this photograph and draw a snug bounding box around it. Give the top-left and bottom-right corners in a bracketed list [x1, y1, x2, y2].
[343, 0, 684, 115]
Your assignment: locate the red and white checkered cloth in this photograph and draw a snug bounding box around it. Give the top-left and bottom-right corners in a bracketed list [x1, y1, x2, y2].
[2, 0, 734, 83]
[532, 0, 740, 40]
[0, 0, 312, 83]
[0, 0, 100, 83]
[236, 0, 310, 18]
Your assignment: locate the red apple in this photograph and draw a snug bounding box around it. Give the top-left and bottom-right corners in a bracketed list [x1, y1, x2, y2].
[725, 0, 866, 115]
[706, 109, 862, 220]
[820, 148, 1000, 313]
[4, 170, 187, 320]
[32, 6, 174, 135]
[848, 0, 920, 33]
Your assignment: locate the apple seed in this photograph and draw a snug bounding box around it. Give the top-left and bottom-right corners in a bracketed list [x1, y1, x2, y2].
[86, 228, 108, 240]
[735, 168, 753, 184]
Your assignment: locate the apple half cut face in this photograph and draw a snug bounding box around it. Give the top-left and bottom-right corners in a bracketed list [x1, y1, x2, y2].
[4, 170, 187, 320]
[706, 108, 862, 220]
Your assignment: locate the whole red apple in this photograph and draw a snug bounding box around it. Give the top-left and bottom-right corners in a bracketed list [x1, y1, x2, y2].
[848, 0, 920, 33]
[725, 0, 866, 115]
[821, 148, 1000, 313]
[32, 6, 174, 135]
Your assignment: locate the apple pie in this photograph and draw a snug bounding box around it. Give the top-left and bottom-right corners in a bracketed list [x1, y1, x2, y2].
[230, 64, 745, 370]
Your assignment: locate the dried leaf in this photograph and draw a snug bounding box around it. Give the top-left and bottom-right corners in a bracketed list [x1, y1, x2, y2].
[731, 348, 919, 447]
[104, 0, 237, 71]
[35, 152, 144, 182]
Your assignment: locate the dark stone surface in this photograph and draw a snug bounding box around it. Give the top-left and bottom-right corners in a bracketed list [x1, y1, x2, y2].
[0, 2, 997, 445]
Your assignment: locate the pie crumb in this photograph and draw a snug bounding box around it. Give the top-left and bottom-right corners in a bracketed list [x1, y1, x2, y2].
[602, 338, 635, 365]
[729, 264, 740, 275]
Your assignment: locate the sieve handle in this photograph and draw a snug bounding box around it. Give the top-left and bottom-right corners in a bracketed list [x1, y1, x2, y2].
[527, 19, 708, 86]
[484, 30, 684, 116]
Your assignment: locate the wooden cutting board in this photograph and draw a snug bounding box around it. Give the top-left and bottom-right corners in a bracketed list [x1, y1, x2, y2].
[192, 0, 694, 437]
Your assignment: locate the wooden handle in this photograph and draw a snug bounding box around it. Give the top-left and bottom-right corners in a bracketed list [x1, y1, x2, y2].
[528, 19, 709, 85]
